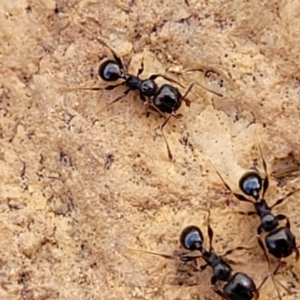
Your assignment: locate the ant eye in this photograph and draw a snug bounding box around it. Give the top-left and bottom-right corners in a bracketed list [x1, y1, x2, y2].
[99, 60, 121, 81]
[180, 226, 203, 251]
[239, 172, 262, 199]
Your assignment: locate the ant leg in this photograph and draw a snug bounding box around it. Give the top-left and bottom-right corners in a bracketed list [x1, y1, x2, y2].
[207, 224, 214, 251]
[97, 89, 131, 114]
[233, 210, 256, 216]
[141, 95, 152, 116]
[149, 74, 185, 88]
[199, 263, 208, 271]
[275, 214, 290, 228]
[140, 94, 149, 114]
[211, 276, 218, 285]
[271, 188, 300, 209]
[145, 102, 167, 119]
[179, 252, 202, 263]
[221, 245, 254, 258]
[86, 82, 124, 91]
[126, 247, 176, 260]
[105, 82, 125, 90]
[184, 68, 225, 97]
[181, 82, 223, 108]
[257, 224, 263, 235]
[184, 68, 204, 73]
[255, 261, 288, 300]
[188, 262, 209, 273]
[205, 206, 214, 251]
[295, 247, 300, 261]
[137, 56, 144, 77]
[140, 94, 146, 102]
[212, 286, 228, 300]
[139, 93, 168, 119]
[257, 237, 284, 300]
[127, 247, 204, 266]
[208, 159, 254, 204]
[254, 290, 260, 300]
[173, 113, 183, 119]
[64, 82, 124, 93]
[160, 114, 173, 160]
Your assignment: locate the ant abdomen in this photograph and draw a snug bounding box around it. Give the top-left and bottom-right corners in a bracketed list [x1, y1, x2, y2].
[224, 272, 257, 300]
[265, 226, 296, 258]
[153, 84, 182, 114]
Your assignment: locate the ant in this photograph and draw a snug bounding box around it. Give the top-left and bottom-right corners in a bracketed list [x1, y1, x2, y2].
[211, 134, 300, 264]
[130, 208, 278, 300]
[178, 224, 267, 300]
[74, 24, 223, 160]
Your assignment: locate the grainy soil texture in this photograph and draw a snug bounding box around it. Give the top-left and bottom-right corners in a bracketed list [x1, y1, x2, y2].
[1, 0, 300, 299]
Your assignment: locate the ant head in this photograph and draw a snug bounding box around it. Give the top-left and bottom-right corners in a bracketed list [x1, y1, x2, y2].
[239, 171, 262, 200]
[140, 79, 158, 97]
[180, 226, 204, 251]
[261, 213, 278, 232]
[99, 60, 122, 81]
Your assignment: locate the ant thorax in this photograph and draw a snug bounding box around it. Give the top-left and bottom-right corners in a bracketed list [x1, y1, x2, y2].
[124, 74, 140, 89]
[254, 199, 269, 215]
[201, 250, 232, 282]
[254, 200, 278, 232]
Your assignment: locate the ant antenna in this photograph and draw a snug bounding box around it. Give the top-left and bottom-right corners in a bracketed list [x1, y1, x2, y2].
[75, 21, 125, 71]
[184, 68, 224, 97]
[254, 130, 269, 199]
[205, 180, 254, 256]
[126, 246, 203, 264]
[96, 88, 131, 114]
[208, 158, 254, 204]
[255, 129, 300, 210]
[126, 247, 178, 260]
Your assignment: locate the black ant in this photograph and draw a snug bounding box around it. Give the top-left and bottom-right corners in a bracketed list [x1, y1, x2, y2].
[178, 224, 268, 300]
[130, 209, 277, 300]
[211, 134, 300, 264]
[74, 25, 223, 160]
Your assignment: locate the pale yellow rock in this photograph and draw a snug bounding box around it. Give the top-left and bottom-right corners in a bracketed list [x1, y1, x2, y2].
[0, 0, 300, 299]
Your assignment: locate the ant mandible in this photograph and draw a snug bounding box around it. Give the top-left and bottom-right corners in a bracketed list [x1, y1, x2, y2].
[211, 133, 300, 264]
[75, 24, 223, 160]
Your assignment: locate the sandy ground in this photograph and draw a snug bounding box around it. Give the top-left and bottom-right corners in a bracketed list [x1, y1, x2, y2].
[1, 0, 300, 299]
